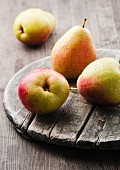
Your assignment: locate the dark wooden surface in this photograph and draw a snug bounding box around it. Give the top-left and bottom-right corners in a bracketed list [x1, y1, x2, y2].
[1, 0, 120, 169]
[3, 49, 120, 150]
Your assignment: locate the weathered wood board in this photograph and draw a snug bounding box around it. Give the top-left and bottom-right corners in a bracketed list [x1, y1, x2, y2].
[3, 49, 120, 150]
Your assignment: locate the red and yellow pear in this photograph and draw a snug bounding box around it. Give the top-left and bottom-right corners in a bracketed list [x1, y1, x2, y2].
[77, 57, 120, 106]
[51, 19, 96, 79]
[14, 8, 56, 45]
[18, 68, 69, 115]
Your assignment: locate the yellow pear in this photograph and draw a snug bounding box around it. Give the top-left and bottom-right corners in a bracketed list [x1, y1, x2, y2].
[51, 19, 96, 79]
[14, 8, 56, 45]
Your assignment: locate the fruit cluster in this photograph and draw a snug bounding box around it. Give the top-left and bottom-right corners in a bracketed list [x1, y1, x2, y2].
[15, 9, 120, 115]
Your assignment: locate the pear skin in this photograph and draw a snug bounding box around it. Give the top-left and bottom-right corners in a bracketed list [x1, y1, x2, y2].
[51, 19, 96, 79]
[77, 57, 120, 106]
[14, 8, 56, 45]
[18, 68, 69, 115]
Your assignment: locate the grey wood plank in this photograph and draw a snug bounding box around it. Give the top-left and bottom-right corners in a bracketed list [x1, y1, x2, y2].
[70, 0, 100, 48]
[96, 106, 120, 150]
[77, 106, 108, 149]
[49, 91, 94, 147]
[27, 109, 60, 142]
[77, 105, 120, 150]
[111, 0, 120, 49]
[95, 0, 119, 49]
[96, 49, 120, 61]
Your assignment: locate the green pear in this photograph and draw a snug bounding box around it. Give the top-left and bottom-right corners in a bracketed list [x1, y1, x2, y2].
[77, 57, 120, 106]
[14, 8, 56, 45]
[51, 19, 96, 79]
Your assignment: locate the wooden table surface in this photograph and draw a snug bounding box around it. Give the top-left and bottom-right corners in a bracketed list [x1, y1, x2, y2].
[1, 0, 120, 169]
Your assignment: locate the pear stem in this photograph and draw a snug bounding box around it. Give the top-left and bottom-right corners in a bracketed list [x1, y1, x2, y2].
[82, 18, 87, 28]
[70, 87, 78, 90]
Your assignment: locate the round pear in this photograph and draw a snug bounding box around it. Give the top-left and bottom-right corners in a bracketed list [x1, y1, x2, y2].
[77, 57, 120, 106]
[14, 8, 56, 45]
[18, 68, 69, 115]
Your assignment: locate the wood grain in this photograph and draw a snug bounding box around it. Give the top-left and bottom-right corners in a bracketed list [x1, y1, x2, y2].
[49, 92, 93, 147]
[1, 0, 120, 169]
[77, 105, 120, 149]
[3, 49, 120, 150]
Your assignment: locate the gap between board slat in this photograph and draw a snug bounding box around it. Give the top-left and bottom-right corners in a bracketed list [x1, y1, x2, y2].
[75, 104, 96, 146]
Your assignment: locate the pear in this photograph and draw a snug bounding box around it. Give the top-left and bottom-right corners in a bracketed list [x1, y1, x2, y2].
[51, 19, 96, 79]
[77, 57, 120, 106]
[14, 8, 56, 45]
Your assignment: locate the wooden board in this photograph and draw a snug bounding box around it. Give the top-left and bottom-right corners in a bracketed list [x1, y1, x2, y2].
[3, 49, 120, 150]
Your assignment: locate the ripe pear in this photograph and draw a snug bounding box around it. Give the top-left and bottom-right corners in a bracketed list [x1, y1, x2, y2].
[77, 57, 120, 106]
[14, 8, 56, 45]
[18, 68, 69, 115]
[51, 19, 96, 79]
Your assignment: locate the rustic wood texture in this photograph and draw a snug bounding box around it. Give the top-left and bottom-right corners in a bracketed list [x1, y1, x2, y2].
[3, 49, 120, 150]
[1, 0, 120, 169]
